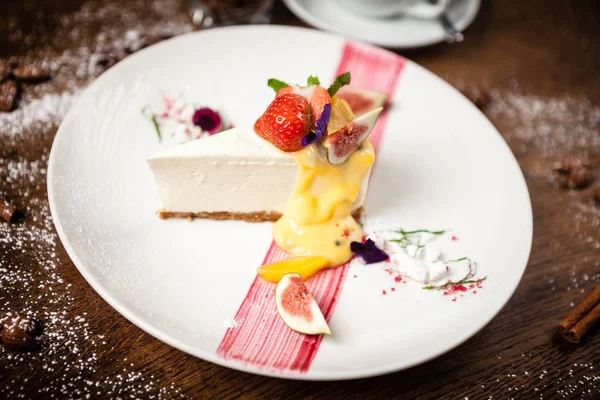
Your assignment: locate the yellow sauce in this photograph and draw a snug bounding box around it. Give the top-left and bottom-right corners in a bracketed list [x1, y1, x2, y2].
[273, 139, 375, 266]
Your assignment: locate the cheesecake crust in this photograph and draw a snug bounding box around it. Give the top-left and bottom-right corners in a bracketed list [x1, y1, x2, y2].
[158, 207, 364, 222]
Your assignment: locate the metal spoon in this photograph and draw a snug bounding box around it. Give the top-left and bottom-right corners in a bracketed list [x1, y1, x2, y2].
[185, 0, 216, 28]
[427, 0, 464, 43]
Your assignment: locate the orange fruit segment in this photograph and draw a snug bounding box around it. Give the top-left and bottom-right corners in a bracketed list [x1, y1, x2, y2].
[257, 256, 331, 283]
[326, 97, 356, 136]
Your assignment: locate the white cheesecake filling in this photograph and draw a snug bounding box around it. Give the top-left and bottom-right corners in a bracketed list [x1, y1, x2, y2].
[147, 127, 370, 215]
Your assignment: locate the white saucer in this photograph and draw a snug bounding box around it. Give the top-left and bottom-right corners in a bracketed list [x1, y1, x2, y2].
[282, 0, 481, 48]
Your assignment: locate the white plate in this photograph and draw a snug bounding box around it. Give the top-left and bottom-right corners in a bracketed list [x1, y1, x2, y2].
[283, 0, 481, 48]
[48, 25, 532, 380]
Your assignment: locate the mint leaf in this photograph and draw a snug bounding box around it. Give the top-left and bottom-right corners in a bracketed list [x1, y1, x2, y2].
[327, 71, 351, 97]
[267, 78, 289, 93]
[307, 75, 320, 86]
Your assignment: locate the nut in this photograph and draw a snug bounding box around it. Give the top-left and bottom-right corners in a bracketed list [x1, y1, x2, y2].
[0, 79, 19, 112]
[13, 65, 51, 82]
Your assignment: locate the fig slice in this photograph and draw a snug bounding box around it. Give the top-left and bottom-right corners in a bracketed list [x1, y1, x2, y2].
[275, 273, 331, 335]
[335, 87, 388, 117]
[325, 107, 383, 165]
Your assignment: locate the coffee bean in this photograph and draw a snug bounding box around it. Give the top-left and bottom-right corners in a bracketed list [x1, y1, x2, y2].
[0, 80, 19, 112]
[1, 327, 37, 351]
[13, 65, 50, 82]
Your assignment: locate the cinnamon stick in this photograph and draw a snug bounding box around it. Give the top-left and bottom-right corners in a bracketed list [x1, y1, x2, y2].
[559, 284, 600, 343]
[565, 303, 600, 343]
[0, 197, 17, 223]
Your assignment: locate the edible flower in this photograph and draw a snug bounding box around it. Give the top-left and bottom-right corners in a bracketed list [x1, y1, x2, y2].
[350, 239, 389, 264]
[302, 103, 331, 146]
[192, 107, 222, 134]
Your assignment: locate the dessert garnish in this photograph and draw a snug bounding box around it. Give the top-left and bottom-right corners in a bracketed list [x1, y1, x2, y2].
[363, 227, 486, 295]
[326, 71, 351, 97]
[254, 93, 310, 152]
[192, 107, 222, 134]
[301, 103, 331, 146]
[388, 228, 446, 250]
[255, 72, 384, 267]
[335, 86, 389, 117]
[258, 256, 330, 283]
[323, 107, 382, 164]
[421, 257, 486, 291]
[143, 96, 230, 143]
[275, 273, 331, 335]
[350, 238, 389, 264]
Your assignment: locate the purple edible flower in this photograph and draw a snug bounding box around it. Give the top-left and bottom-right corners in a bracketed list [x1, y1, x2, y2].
[302, 103, 331, 146]
[192, 107, 222, 135]
[350, 239, 389, 264]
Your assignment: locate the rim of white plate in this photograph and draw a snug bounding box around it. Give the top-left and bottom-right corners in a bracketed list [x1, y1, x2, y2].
[47, 25, 532, 380]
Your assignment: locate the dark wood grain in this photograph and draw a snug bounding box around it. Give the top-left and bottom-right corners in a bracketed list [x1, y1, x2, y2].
[2, 0, 600, 398]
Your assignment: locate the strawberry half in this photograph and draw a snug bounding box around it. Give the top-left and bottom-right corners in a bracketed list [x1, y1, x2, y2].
[277, 85, 331, 131]
[254, 93, 311, 152]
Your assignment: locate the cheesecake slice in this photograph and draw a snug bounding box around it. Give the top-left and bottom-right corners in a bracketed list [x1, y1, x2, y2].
[147, 126, 369, 222]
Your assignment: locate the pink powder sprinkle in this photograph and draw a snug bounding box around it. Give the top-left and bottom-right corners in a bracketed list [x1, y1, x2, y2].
[394, 276, 402, 283]
[382, 290, 387, 295]
[452, 235, 459, 241]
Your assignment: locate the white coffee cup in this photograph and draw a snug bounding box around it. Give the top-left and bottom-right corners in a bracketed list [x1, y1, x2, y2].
[340, 0, 451, 19]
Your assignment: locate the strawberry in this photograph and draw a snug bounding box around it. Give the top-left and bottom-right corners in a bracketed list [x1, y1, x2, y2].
[254, 93, 310, 152]
[276, 85, 331, 131]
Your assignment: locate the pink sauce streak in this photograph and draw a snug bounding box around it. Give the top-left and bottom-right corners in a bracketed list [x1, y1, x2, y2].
[217, 41, 406, 374]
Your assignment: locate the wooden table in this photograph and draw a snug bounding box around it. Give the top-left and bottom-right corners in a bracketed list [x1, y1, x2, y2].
[2, 0, 599, 398]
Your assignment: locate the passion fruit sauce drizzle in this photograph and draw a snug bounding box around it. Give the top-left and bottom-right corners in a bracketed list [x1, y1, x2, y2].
[273, 139, 375, 266]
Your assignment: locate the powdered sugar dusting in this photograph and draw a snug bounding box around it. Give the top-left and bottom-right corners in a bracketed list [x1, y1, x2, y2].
[487, 91, 600, 157]
[0, 91, 78, 139]
[1, 0, 193, 397]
